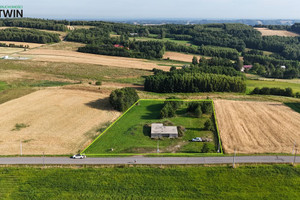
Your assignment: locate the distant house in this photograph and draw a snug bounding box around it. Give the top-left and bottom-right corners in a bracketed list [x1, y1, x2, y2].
[130, 33, 138, 36]
[280, 66, 286, 69]
[151, 123, 178, 138]
[114, 44, 124, 48]
[241, 65, 253, 72]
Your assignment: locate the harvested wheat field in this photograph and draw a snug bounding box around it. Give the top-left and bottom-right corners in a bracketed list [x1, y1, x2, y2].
[163, 51, 199, 62]
[0, 88, 120, 155]
[214, 100, 300, 154]
[163, 51, 210, 62]
[255, 28, 299, 37]
[0, 47, 25, 55]
[15, 49, 169, 71]
[0, 41, 44, 48]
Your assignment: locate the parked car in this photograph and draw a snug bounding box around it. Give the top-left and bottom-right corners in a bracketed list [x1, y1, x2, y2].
[71, 154, 86, 159]
[191, 137, 202, 142]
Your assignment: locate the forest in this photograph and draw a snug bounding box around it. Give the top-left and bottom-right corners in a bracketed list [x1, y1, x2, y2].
[144, 71, 246, 93]
[0, 18, 67, 31]
[0, 28, 60, 43]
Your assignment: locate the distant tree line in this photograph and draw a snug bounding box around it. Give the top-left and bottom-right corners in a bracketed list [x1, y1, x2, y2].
[249, 63, 299, 79]
[144, 72, 246, 93]
[251, 87, 294, 97]
[79, 40, 164, 59]
[0, 42, 29, 48]
[0, 28, 60, 43]
[0, 18, 67, 31]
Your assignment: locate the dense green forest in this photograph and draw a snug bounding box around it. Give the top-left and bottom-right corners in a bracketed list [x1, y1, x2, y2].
[0, 28, 60, 43]
[144, 71, 246, 93]
[0, 18, 68, 31]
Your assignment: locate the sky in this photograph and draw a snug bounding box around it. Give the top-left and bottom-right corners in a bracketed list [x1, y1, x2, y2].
[1, 0, 300, 20]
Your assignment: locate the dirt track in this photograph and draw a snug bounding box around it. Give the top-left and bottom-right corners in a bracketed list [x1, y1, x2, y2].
[0, 89, 120, 155]
[255, 28, 299, 37]
[214, 100, 300, 154]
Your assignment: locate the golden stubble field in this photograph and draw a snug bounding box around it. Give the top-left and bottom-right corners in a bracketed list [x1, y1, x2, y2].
[0, 88, 120, 155]
[255, 28, 299, 37]
[15, 48, 170, 71]
[214, 100, 300, 154]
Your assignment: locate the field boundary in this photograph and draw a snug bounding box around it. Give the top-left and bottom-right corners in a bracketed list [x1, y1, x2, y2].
[81, 99, 223, 156]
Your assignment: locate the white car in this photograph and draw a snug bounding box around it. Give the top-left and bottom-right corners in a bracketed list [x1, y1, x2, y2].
[71, 154, 86, 159]
[192, 137, 202, 142]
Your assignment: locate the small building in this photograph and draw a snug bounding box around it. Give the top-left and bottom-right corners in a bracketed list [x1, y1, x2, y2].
[130, 33, 138, 36]
[241, 65, 253, 72]
[151, 123, 178, 138]
[280, 66, 286, 69]
[114, 44, 124, 48]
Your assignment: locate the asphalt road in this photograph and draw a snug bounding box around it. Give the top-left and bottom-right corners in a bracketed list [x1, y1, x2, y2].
[0, 156, 298, 165]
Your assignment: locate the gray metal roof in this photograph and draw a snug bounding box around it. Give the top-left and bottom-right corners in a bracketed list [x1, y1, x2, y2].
[151, 123, 178, 134]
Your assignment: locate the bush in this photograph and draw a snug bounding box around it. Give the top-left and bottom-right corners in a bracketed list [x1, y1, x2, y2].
[201, 102, 213, 115]
[251, 87, 294, 97]
[201, 143, 209, 153]
[109, 87, 139, 112]
[165, 96, 182, 110]
[95, 80, 102, 86]
[195, 106, 202, 118]
[187, 102, 200, 113]
[204, 120, 214, 131]
[160, 102, 176, 118]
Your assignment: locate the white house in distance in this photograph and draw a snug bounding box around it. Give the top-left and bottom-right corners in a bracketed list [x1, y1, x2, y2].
[151, 123, 178, 138]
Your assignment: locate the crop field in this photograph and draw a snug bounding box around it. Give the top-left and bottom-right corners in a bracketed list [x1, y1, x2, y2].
[0, 47, 25, 56]
[13, 48, 170, 71]
[163, 51, 204, 62]
[0, 88, 120, 155]
[0, 41, 44, 48]
[40, 41, 85, 51]
[0, 165, 299, 200]
[84, 100, 219, 155]
[246, 79, 300, 93]
[214, 99, 300, 154]
[255, 28, 299, 37]
[0, 60, 152, 83]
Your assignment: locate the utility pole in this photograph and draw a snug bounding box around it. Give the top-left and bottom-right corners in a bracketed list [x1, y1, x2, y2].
[157, 140, 160, 154]
[20, 140, 22, 156]
[233, 148, 236, 168]
[292, 141, 296, 154]
[293, 149, 298, 166]
[43, 152, 45, 168]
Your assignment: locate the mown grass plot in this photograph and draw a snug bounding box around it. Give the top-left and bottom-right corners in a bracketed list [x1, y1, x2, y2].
[84, 100, 219, 154]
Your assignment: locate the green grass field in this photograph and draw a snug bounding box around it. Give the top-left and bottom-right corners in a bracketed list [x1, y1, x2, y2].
[246, 79, 300, 94]
[0, 60, 152, 83]
[0, 81, 8, 91]
[131, 36, 198, 47]
[84, 100, 218, 155]
[1, 165, 299, 200]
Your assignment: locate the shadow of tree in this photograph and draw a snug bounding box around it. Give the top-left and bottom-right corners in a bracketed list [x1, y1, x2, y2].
[141, 103, 163, 119]
[143, 125, 151, 137]
[85, 97, 113, 110]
